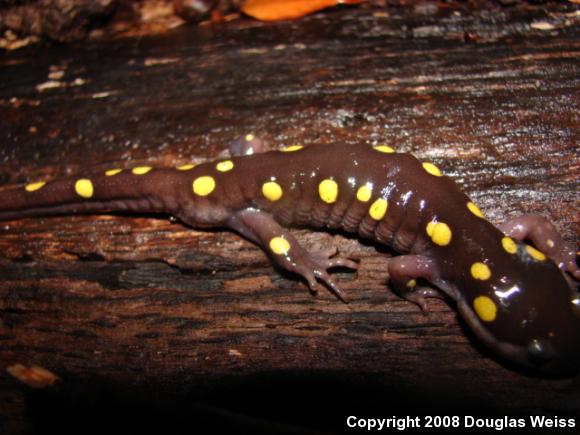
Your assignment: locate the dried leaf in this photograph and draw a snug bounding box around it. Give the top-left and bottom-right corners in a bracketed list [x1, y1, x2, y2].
[7, 364, 59, 388]
[242, 0, 362, 21]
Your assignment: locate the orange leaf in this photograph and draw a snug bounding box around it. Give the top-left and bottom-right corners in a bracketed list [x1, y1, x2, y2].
[242, 0, 361, 21]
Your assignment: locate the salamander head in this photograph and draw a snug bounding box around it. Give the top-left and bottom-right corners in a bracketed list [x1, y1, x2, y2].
[458, 251, 580, 376]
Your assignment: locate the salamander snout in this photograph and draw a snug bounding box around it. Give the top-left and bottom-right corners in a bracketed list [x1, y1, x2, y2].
[525, 337, 574, 375]
[460, 261, 580, 376]
[520, 293, 580, 376]
[524, 332, 580, 376]
[527, 338, 556, 360]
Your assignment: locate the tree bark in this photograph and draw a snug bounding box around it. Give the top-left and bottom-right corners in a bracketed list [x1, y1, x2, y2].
[0, 2, 578, 433]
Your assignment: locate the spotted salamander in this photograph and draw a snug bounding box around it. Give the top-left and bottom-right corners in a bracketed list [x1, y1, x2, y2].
[1, 136, 578, 375]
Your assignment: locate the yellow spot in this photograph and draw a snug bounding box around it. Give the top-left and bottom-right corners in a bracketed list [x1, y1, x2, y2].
[192, 176, 216, 196]
[422, 162, 442, 177]
[501, 237, 518, 255]
[75, 179, 94, 199]
[467, 201, 485, 218]
[473, 296, 497, 322]
[280, 145, 303, 152]
[105, 169, 122, 176]
[373, 145, 395, 153]
[369, 198, 388, 220]
[406, 279, 416, 288]
[132, 166, 152, 175]
[526, 245, 546, 261]
[262, 181, 283, 201]
[216, 160, 234, 172]
[425, 221, 452, 246]
[318, 179, 338, 204]
[245, 134, 254, 141]
[25, 181, 46, 192]
[546, 239, 555, 249]
[356, 183, 373, 202]
[471, 262, 491, 281]
[177, 164, 195, 171]
[269, 237, 290, 255]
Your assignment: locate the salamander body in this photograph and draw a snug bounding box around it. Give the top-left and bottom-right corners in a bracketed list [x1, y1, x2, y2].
[1, 137, 578, 374]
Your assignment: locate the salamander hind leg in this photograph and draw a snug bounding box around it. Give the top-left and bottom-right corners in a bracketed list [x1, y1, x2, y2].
[498, 214, 579, 280]
[387, 255, 444, 312]
[229, 134, 269, 157]
[227, 209, 358, 302]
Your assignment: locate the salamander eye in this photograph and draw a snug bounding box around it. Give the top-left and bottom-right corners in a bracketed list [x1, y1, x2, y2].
[527, 338, 556, 361]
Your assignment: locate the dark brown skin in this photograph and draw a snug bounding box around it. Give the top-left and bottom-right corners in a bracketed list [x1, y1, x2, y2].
[0, 138, 578, 374]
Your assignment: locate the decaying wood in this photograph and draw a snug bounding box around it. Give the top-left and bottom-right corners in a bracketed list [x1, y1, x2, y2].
[0, 0, 117, 42]
[0, 2, 578, 433]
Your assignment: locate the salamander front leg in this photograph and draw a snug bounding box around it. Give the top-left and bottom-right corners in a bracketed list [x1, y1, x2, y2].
[498, 214, 579, 280]
[387, 255, 444, 312]
[227, 208, 358, 302]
